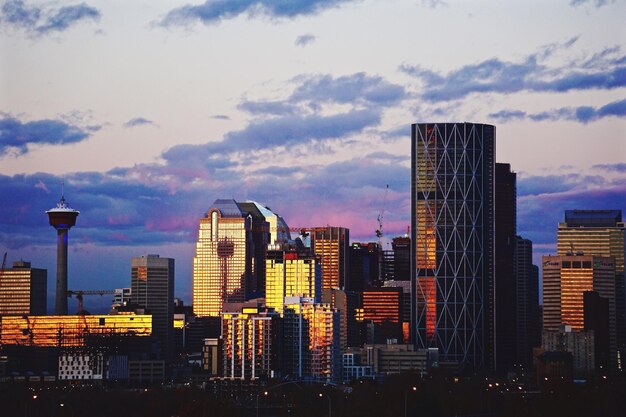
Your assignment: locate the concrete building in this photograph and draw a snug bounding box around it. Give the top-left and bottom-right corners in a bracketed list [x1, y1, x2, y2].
[58, 351, 104, 381]
[515, 237, 540, 370]
[0, 261, 46, 315]
[412, 122, 495, 370]
[221, 306, 278, 380]
[542, 325, 595, 377]
[131, 254, 174, 359]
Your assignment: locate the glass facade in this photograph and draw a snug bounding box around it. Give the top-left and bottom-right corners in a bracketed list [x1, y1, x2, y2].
[265, 250, 320, 315]
[411, 122, 495, 369]
[308, 227, 349, 290]
[0, 261, 46, 315]
[193, 201, 248, 317]
[0, 314, 152, 347]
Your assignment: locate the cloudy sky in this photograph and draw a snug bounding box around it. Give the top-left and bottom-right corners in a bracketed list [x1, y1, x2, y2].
[1, 0, 624, 312]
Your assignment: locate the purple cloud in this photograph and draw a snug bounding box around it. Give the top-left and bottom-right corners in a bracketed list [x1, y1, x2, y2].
[0, 116, 96, 156]
[401, 39, 625, 102]
[489, 98, 626, 124]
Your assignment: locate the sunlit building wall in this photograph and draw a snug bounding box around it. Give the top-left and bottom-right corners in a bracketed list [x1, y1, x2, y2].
[283, 297, 340, 381]
[0, 261, 46, 315]
[307, 227, 349, 290]
[542, 254, 616, 368]
[412, 122, 495, 370]
[265, 248, 320, 315]
[193, 199, 250, 317]
[0, 314, 152, 347]
[557, 209, 625, 371]
[221, 307, 278, 380]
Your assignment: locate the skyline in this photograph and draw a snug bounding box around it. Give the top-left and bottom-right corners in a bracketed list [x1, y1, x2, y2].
[1, 0, 625, 306]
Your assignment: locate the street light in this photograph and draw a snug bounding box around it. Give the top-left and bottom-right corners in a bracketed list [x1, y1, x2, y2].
[319, 393, 331, 417]
[256, 390, 268, 417]
[404, 386, 417, 417]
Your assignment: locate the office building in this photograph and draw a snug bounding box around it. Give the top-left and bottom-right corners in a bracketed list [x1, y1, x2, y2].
[348, 242, 379, 291]
[557, 209, 625, 370]
[584, 291, 610, 371]
[131, 254, 174, 359]
[193, 199, 289, 317]
[515, 237, 540, 369]
[0, 314, 152, 347]
[0, 261, 46, 315]
[283, 297, 340, 381]
[359, 287, 403, 343]
[494, 163, 517, 373]
[112, 287, 131, 308]
[542, 254, 616, 369]
[412, 122, 495, 369]
[265, 247, 320, 315]
[221, 306, 279, 380]
[391, 236, 411, 281]
[46, 194, 79, 315]
[542, 325, 595, 377]
[307, 227, 349, 290]
[322, 287, 358, 349]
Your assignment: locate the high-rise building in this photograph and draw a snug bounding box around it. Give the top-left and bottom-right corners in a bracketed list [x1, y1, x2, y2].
[359, 287, 404, 343]
[412, 122, 495, 369]
[46, 194, 79, 315]
[348, 242, 378, 291]
[0, 261, 47, 315]
[542, 254, 616, 369]
[283, 297, 340, 381]
[307, 227, 349, 290]
[265, 246, 320, 315]
[322, 288, 358, 350]
[515, 237, 540, 370]
[221, 306, 278, 380]
[495, 163, 517, 373]
[131, 255, 174, 359]
[192, 199, 289, 317]
[391, 236, 411, 281]
[557, 210, 625, 371]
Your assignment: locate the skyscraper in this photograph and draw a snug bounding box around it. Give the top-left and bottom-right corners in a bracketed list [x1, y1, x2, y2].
[307, 227, 349, 290]
[557, 210, 625, 370]
[47, 194, 79, 315]
[131, 254, 174, 359]
[193, 199, 289, 317]
[515, 237, 539, 369]
[0, 260, 47, 315]
[265, 246, 321, 315]
[542, 254, 616, 369]
[495, 162, 517, 373]
[412, 122, 495, 370]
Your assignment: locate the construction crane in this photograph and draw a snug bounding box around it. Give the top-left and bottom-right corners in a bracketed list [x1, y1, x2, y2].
[0, 252, 7, 284]
[67, 289, 116, 314]
[375, 185, 389, 283]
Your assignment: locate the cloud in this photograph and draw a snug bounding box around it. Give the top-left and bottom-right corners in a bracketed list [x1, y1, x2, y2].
[1, 1, 100, 35]
[0, 116, 95, 156]
[570, 0, 615, 7]
[295, 33, 315, 46]
[421, 0, 447, 8]
[238, 100, 297, 115]
[290, 72, 407, 106]
[123, 117, 154, 128]
[158, 0, 354, 27]
[489, 98, 626, 124]
[592, 163, 626, 172]
[400, 39, 625, 101]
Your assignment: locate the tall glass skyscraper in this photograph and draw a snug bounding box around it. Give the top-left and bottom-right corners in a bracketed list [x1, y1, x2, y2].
[411, 122, 495, 370]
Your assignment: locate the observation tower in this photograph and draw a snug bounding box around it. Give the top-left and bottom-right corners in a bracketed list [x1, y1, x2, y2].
[47, 194, 79, 315]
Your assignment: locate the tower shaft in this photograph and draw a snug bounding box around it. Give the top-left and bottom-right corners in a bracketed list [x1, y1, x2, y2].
[55, 229, 69, 315]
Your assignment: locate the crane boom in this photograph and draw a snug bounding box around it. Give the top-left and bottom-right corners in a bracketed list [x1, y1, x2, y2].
[67, 289, 116, 314]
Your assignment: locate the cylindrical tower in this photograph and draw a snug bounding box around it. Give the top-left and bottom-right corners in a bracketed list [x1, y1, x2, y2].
[47, 195, 79, 315]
